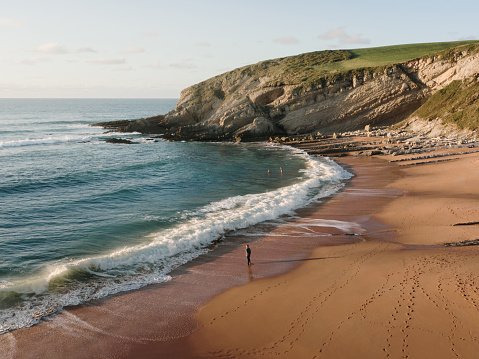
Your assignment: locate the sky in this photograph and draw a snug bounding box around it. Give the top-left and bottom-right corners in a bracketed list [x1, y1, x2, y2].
[1, 0, 477, 98]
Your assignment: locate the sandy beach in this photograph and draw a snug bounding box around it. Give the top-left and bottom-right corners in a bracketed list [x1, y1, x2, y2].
[180, 149, 479, 359]
[2, 3, 478, 358]
[2, 145, 479, 359]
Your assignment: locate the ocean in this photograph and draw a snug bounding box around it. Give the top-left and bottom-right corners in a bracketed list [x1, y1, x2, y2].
[0, 98, 351, 334]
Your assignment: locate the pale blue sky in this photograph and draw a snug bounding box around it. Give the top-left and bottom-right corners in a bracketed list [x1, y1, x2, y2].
[1, 0, 477, 98]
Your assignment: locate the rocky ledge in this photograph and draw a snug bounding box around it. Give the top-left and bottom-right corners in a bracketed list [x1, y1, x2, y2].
[93, 43, 479, 142]
[276, 124, 477, 158]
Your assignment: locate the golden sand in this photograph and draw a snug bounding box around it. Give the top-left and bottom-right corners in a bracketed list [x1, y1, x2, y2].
[185, 151, 479, 358]
[4, 149, 479, 359]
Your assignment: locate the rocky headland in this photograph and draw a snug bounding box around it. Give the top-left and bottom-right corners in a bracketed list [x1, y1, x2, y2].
[94, 41, 479, 147]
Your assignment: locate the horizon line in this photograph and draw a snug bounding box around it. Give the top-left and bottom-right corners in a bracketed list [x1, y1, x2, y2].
[0, 97, 180, 100]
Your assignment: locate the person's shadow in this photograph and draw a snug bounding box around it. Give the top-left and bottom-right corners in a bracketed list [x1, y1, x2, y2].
[248, 265, 254, 282]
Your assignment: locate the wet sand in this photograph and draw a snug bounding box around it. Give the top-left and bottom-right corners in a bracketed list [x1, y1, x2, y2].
[183, 150, 479, 358]
[3, 148, 479, 358]
[1, 154, 401, 358]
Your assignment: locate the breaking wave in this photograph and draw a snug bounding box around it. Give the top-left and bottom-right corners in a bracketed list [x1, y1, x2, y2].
[0, 151, 351, 334]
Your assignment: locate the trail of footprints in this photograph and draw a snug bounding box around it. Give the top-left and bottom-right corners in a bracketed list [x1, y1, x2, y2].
[207, 247, 479, 358]
[378, 254, 479, 359]
[383, 260, 420, 358]
[272, 244, 386, 357]
[207, 244, 387, 357]
[385, 253, 479, 359]
[434, 254, 479, 352]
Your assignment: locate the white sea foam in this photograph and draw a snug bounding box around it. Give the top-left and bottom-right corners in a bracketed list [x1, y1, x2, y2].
[0, 135, 89, 148]
[233, 218, 363, 238]
[0, 131, 143, 148]
[292, 218, 363, 233]
[0, 149, 352, 334]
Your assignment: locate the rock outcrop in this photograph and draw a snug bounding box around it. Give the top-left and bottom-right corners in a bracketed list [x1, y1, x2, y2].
[104, 138, 139, 144]
[94, 43, 479, 141]
[94, 115, 167, 134]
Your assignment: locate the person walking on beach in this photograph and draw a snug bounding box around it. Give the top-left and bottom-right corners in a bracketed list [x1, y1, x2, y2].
[246, 244, 252, 265]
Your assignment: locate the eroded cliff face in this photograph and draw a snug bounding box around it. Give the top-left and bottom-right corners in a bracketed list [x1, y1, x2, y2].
[102, 45, 479, 141]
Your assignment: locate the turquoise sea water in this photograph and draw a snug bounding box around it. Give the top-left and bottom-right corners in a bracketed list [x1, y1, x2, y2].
[0, 98, 351, 334]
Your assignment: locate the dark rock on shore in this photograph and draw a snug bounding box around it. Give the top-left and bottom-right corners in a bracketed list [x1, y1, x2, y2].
[444, 239, 479, 247]
[105, 138, 139, 144]
[94, 115, 168, 134]
[358, 150, 383, 156]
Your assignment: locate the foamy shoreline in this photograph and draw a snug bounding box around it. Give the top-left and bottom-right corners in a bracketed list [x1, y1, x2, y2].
[0, 144, 358, 353]
[0, 146, 349, 336]
[4, 141, 479, 358]
[181, 148, 479, 358]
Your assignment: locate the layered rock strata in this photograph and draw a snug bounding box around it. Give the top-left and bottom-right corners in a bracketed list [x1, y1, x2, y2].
[94, 45, 479, 141]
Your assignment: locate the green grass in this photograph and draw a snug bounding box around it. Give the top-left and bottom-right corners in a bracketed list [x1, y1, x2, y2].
[414, 78, 479, 130]
[187, 40, 479, 104]
[341, 41, 479, 69]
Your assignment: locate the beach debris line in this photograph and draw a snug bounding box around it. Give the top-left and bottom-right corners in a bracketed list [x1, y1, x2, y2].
[398, 158, 458, 166]
[453, 221, 479, 226]
[444, 239, 479, 247]
[389, 150, 479, 162]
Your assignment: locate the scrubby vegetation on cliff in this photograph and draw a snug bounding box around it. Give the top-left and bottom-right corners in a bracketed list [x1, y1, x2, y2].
[188, 40, 479, 102]
[187, 49, 353, 105]
[96, 40, 479, 141]
[414, 78, 479, 130]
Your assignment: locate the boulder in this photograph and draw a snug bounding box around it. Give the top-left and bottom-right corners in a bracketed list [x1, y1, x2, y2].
[358, 150, 383, 156]
[233, 117, 275, 139]
[105, 138, 139, 144]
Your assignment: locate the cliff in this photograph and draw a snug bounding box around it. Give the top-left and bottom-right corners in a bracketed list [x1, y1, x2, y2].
[94, 41, 479, 141]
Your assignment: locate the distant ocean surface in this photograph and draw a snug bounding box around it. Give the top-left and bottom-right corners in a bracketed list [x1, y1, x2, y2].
[0, 98, 351, 334]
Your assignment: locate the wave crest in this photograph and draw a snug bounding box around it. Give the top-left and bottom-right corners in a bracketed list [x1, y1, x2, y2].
[0, 149, 351, 334]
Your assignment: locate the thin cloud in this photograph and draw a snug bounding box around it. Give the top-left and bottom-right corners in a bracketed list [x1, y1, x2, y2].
[77, 47, 97, 53]
[36, 43, 68, 54]
[169, 62, 197, 69]
[87, 57, 126, 65]
[320, 28, 348, 40]
[121, 47, 145, 54]
[319, 27, 370, 45]
[458, 35, 476, 41]
[342, 34, 370, 45]
[115, 65, 133, 71]
[146, 61, 165, 69]
[0, 18, 26, 27]
[141, 31, 158, 37]
[195, 42, 211, 47]
[147, 60, 197, 70]
[273, 36, 300, 45]
[17, 57, 49, 65]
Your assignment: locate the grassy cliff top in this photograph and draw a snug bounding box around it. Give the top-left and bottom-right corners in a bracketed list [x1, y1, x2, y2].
[188, 40, 479, 103]
[331, 41, 479, 71]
